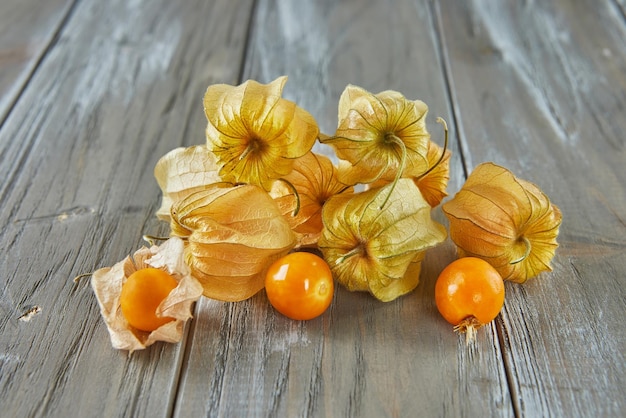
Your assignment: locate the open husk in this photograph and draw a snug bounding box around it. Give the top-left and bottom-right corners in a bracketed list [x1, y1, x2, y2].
[91, 238, 203, 353]
[321, 85, 430, 187]
[203, 77, 319, 190]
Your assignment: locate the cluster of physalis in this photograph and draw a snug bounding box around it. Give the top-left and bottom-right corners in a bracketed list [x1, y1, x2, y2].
[88, 77, 561, 352]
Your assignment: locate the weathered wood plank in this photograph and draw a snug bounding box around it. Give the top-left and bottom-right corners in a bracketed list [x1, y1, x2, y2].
[2, 0, 623, 416]
[0, 0, 254, 416]
[173, 1, 513, 416]
[0, 0, 76, 124]
[438, 0, 626, 416]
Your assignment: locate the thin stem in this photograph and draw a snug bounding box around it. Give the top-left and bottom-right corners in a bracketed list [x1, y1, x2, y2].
[510, 236, 531, 264]
[143, 235, 171, 246]
[277, 178, 301, 216]
[239, 138, 262, 161]
[73, 273, 93, 283]
[335, 243, 365, 265]
[416, 117, 449, 180]
[378, 133, 407, 210]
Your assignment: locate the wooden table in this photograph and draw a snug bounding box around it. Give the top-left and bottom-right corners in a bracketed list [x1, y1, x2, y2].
[1, 1, 624, 416]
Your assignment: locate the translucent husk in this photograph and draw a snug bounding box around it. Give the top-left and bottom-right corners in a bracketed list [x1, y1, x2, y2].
[318, 179, 447, 301]
[154, 145, 222, 222]
[169, 183, 297, 301]
[320, 85, 430, 187]
[442, 162, 562, 283]
[90, 238, 203, 353]
[203, 76, 319, 190]
[366, 118, 451, 208]
[269, 152, 354, 247]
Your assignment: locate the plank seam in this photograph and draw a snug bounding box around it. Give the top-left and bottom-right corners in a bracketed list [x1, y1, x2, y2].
[169, 2, 260, 416]
[0, 0, 83, 132]
[609, 0, 626, 24]
[428, 0, 469, 179]
[495, 314, 521, 418]
[236, 0, 260, 84]
[168, 310, 198, 418]
[429, 1, 519, 416]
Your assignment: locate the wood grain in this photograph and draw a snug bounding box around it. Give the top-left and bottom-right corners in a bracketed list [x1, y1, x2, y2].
[173, 1, 512, 416]
[1, 0, 624, 416]
[437, 0, 626, 416]
[0, 0, 253, 416]
[0, 0, 76, 124]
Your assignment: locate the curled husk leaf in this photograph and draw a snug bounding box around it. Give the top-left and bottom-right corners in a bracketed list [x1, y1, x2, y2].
[91, 238, 203, 353]
[414, 141, 451, 207]
[170, 183, 296, 301]
[203, 76, 319, 190]
[320, 85, 430, 186]
[318, 179, 447, 301]
[442, 162, 562, 283]
[270, 152, 354, 247]
[154, 145, 221, 221]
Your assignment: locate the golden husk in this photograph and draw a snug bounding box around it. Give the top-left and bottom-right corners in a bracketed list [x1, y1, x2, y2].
[321, 85, 430, 186]
[318, 179, 447, 301]
[203, 76, 319, 190]
[154, 145, 221, 222]
[269, 152, 354, 247]
[170, 183, 296, 301]
[442, 162, 562, 283]
[413, 140, 451, 207]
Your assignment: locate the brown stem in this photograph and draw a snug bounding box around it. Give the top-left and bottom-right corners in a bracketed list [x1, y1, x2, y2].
[143, 235, 171, 246]
[73, 273, 93, 283]
[277, 178, 301, 216]
[416, 117, 449, 181]
[510, 236, 531, 264]
[378, 133, 407, 210]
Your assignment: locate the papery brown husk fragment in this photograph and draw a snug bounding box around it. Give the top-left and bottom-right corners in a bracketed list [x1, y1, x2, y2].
[91, 238, 203, 353]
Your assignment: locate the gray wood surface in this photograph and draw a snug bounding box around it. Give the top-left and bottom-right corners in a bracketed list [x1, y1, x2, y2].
[0, 0, 75, 123]
[1, 0, 624, 417]
[438, 1, 626, 416]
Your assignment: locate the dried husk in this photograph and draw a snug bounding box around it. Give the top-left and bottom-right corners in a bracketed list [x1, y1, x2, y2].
[442, 162, 562, 283]
[413, 140, 451, 207]
[269, 152, 354, 247]
[154, 145, 221, 221]
[203, 76, 319, 190]
[91, 238, 203, 353]
[170, 183, 297, 301]
[321, 85, 430, 186]
[318, 179, 447, 301]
